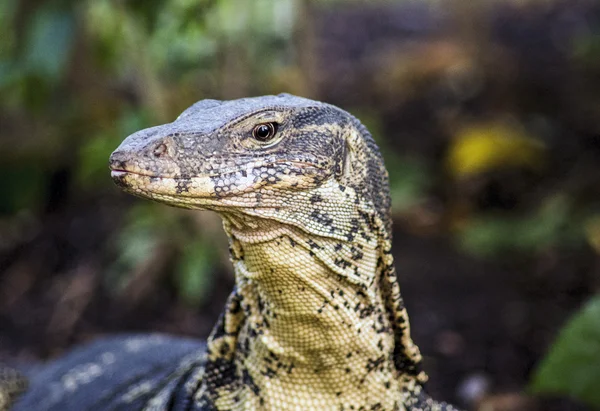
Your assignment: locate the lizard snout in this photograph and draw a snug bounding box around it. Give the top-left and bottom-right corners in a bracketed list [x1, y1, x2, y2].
[108, 150, 128, 172]
[108, 135, 179, 178]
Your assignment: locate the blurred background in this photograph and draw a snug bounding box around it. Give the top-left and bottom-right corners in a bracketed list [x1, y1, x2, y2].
[1, 0, 600, 409]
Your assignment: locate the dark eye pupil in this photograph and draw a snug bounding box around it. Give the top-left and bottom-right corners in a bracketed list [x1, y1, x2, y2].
[253, 123, 276, 141]
[257, 125, 270, 138]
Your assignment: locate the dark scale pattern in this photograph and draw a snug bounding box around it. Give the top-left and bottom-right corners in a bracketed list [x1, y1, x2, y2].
[6, 94, 460, 411]
[0, 367, 27, 410]
[11, 335, 206, 411]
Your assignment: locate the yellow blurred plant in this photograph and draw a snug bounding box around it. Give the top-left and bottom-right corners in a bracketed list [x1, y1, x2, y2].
[446, 122, 546, 178]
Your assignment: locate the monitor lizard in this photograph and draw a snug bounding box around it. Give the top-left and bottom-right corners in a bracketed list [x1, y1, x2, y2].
[7, 94, 459, 410]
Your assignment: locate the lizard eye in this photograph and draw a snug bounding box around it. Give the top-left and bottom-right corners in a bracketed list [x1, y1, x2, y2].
[252, 123, 278, 142]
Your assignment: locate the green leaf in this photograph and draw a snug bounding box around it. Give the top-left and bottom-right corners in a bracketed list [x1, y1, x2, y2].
[530, 295, 600, 408]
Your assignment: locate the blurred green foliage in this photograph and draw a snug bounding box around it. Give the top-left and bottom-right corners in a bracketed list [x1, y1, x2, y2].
[0, 164, 45, 215]
[388, 156, 431, 214]
[530, 295, 600, 408]
[1, 0, 297, 304]
[458, 196, 586, 258]
[107, 202, 221, 306]
[107, 204, 164, 294]
[77, 109, 151, 187]
[176, 237, 217, 306]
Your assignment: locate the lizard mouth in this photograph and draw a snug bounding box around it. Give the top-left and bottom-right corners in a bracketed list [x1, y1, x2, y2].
[109, 166, 160, 178]
[109, 169, 165, 180]
[109, 169, 151, 188]
[109, 156, 327, 205]
[109, 159, 323, 182]
[110, 170, 128, 178]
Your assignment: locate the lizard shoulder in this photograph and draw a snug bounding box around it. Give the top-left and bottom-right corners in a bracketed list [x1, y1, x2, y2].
[12, 334, 206, 411]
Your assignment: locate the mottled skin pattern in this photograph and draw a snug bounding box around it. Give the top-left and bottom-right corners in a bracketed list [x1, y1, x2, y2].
[7, 94, 459, 410]
[0, 368, 27, 410]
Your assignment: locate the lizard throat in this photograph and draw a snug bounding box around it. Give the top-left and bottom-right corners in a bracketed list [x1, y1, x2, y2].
[201, 221, 420, 410]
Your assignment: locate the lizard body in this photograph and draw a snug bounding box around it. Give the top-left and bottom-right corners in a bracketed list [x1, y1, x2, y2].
[9, 94, 458, 410]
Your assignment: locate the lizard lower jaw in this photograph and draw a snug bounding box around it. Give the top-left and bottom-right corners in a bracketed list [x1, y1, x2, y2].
[110, 170, 127, 178]
[109, 170, 220, 203]
[110, 169, 134, 189]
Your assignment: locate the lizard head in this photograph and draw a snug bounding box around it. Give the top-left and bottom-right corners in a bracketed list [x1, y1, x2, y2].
[110, 94, 425, 382]
[109, 94, 391, 238]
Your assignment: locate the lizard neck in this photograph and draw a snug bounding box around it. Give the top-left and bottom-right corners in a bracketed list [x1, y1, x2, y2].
[206, 219, 419, 410]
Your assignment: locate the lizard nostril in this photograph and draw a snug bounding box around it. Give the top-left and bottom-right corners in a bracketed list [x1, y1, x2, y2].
[109, 151, 127, 170]
[153, 143, 168, 158]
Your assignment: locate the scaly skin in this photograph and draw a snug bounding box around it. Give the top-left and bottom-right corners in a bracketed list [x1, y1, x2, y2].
[0, 367, 27, 410]
[9, 94, 459, 410]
